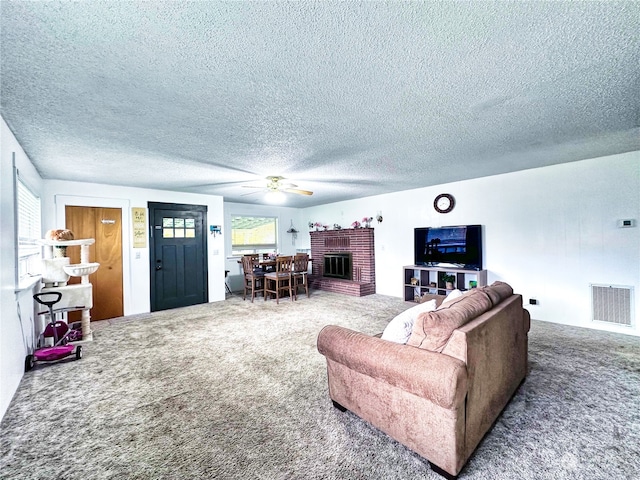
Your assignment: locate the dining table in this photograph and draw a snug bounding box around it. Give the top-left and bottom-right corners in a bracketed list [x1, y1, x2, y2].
[237, 256, 312, 272]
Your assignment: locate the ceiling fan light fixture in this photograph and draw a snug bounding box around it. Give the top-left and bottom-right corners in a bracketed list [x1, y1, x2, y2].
[265, 190, 286, 204]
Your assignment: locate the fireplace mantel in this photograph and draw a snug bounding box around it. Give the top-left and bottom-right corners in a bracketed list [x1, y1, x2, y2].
[309, 228, 375, 296]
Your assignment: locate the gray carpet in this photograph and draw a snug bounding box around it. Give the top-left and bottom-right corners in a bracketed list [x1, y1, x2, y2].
[1, 290, 639, 479]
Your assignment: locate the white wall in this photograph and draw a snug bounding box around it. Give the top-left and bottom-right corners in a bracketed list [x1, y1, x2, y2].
[42, 180, 226, 315]
[1, 117, 45, 418]
[223, 202, 306, 292]
[302, 151, 640, 336]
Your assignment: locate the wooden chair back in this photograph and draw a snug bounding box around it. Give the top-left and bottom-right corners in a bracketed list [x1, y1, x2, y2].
[275, 255, 293, 273]
[241, 255, 259, 276]
[248, 253, 261, 268]
[240, 255, 251, 275]
[241, 254, 265, 302]
[293, 253, 308, 273]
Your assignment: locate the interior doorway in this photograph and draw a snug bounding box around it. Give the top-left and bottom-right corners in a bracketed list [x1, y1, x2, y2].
[65, 206, 124, 321]
[149, 202, 208, 312]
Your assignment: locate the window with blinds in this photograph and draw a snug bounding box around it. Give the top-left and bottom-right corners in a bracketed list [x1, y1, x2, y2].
[231, 216, 278, 255]
[17, 176, 42, 280]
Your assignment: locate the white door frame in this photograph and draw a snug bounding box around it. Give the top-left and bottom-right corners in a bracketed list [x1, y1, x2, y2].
[54, 194, 132, 316]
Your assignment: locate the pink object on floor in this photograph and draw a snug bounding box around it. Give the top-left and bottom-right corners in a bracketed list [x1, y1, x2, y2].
[43, 321, 69, 339]
[34, 345, 75, 362]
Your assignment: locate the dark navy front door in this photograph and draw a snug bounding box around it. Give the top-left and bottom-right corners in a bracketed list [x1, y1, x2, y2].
[149, 202, 208, 311]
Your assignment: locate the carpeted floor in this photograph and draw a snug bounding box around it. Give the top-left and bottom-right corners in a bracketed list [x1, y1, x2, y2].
[1, 290, 639, 479]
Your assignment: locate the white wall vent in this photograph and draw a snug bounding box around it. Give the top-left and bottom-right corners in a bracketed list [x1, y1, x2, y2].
[591, 284, 633, 327]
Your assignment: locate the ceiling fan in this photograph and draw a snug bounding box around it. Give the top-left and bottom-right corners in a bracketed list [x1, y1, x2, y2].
[242, 176, 313, 202]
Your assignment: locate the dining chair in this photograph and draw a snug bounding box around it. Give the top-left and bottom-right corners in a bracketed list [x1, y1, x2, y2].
[261, 253, 275, 272]
[241, 254, 265, 302]
[224, 270, 232, 295]
[264, 256, 294, 304]
[292, 253, 309, 299]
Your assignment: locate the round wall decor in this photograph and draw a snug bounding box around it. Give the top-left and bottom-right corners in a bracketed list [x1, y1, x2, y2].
[434, 193, 455, 213]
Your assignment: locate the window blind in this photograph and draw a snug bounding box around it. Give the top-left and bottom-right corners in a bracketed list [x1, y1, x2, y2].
[16, 175, 41, 278]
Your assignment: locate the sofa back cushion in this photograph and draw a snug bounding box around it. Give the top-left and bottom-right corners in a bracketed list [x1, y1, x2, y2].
[480, 281, 514, 306]
[407, 289, 492, 352]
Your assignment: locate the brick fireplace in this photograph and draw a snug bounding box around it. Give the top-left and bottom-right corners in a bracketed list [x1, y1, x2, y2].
[309, 228, 375, 296]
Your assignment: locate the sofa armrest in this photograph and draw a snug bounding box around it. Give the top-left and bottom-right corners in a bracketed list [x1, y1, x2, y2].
[317, 325, 468, 410]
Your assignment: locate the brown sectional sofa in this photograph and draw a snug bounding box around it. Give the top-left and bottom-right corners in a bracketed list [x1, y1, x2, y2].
[317, 282, 530, 478]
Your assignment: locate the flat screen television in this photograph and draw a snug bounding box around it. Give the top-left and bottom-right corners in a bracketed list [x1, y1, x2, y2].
[414, 225, 483, 270]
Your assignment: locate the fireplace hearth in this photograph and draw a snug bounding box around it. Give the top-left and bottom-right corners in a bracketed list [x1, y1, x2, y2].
[323, 252, 352, 280]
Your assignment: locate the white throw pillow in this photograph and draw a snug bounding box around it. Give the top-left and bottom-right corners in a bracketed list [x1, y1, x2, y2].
[381, 299, 437, 344]
[442, 289, 463, 304]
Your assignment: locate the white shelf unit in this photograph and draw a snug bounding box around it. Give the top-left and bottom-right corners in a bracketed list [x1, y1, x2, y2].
[38, 238, 98, 341]
[403, 265, 487, 303]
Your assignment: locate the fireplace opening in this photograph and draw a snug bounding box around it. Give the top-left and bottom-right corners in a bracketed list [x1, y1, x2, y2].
[323, 252, 352, 280]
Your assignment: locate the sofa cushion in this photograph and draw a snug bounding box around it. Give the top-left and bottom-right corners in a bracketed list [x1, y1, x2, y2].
[407, 289, 492, 352]
[480, 281, 513, 306]
[381, 299, 437, 344]
[442, 289, 463, 304]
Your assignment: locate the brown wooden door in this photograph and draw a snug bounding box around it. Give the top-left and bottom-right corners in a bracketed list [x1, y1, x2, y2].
[65, 206, 124, 321]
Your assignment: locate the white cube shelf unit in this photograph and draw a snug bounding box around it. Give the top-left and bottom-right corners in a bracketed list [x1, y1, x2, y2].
[403, 265, 487, 303]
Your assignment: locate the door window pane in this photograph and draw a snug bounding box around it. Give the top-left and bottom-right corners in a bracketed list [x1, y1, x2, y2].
[162, 216, 198, 239]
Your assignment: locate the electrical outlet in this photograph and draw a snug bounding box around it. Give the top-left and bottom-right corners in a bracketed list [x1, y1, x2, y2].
[528, 298, 539, 306]
[618, 219, 636, 228]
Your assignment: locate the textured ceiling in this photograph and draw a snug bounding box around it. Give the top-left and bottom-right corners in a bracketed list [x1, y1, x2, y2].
[1, 1, 639, 207]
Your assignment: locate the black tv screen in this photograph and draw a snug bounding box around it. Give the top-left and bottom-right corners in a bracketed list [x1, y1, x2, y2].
[414, 225, 483, 270]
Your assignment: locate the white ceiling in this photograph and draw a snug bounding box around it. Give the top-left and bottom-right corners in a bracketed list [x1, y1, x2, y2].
[1, 1, 639, 207]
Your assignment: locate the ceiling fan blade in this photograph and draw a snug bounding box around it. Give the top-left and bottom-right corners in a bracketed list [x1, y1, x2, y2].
[187, 180, 254, 189]
[241, 189, 263, 196]
[241, 185, 265, 189]
[283, 188, 313, 196]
